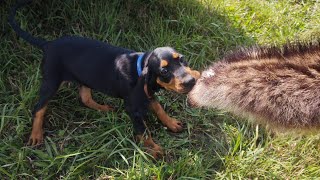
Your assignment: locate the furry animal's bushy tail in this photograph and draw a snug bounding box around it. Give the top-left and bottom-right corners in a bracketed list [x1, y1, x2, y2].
[188, 40, 320, 131]
[8, 0, 47, 48]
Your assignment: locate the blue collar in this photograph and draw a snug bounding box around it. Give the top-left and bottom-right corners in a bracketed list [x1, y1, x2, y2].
[137, 53, 144, 77]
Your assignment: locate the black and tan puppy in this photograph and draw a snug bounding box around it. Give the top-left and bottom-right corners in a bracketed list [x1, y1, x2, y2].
[9, 1, 200, 158]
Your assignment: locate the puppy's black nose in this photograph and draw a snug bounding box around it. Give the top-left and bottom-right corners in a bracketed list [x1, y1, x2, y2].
[182, 77, 196, 89]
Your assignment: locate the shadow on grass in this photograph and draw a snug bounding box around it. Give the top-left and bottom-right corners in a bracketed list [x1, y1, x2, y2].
[0, 0, 255, 178]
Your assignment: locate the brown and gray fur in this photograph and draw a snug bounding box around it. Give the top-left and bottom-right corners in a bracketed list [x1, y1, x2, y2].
[188, 40, 320, 131]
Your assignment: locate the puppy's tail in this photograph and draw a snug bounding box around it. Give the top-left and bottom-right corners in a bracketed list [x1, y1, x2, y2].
[8, 0, 47, 49]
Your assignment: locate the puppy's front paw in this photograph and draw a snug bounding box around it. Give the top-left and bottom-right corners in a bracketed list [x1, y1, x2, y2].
[28, 130, 44, 146]
[166, 118, 183, 133]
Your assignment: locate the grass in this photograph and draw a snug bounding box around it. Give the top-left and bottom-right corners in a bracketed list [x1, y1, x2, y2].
[1, 0, 320, 179]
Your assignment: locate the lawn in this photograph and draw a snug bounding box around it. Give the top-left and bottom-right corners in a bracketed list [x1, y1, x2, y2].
[1, 0, 320, 179]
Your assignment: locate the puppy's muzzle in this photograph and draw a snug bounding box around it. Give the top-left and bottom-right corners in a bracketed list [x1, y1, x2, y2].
[179, 75, 196, 93]
[182, 76, 196, 90]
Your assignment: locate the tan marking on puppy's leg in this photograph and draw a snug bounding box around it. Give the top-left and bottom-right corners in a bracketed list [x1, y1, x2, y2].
[150, 100, 183, 132]
[28, 105, 47, 146]
[79, 86, 113, 111]
[136, 134, 163, 159]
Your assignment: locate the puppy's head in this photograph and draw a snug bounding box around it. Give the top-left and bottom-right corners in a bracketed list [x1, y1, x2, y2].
[144, 47, 200, 94]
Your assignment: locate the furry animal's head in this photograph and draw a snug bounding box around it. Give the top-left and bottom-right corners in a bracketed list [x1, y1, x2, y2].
[188, 67, 219, 107]
[143, 47, 200, 94]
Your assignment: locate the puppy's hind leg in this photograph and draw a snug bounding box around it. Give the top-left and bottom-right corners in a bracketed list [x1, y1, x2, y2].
[79, 86, 114, 111]
[29, 79, 61, 146]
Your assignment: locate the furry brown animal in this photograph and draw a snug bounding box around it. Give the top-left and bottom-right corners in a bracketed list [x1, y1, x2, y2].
[188, 40, 320, 131]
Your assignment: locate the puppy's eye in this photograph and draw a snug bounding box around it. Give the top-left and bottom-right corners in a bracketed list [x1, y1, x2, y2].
[160, 68, 169, 76]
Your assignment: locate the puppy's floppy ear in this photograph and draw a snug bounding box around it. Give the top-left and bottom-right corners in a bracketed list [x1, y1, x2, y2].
[141, 52, 160, 94]
[141, 52, 151, 81]
[141, 63, 149, 77]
